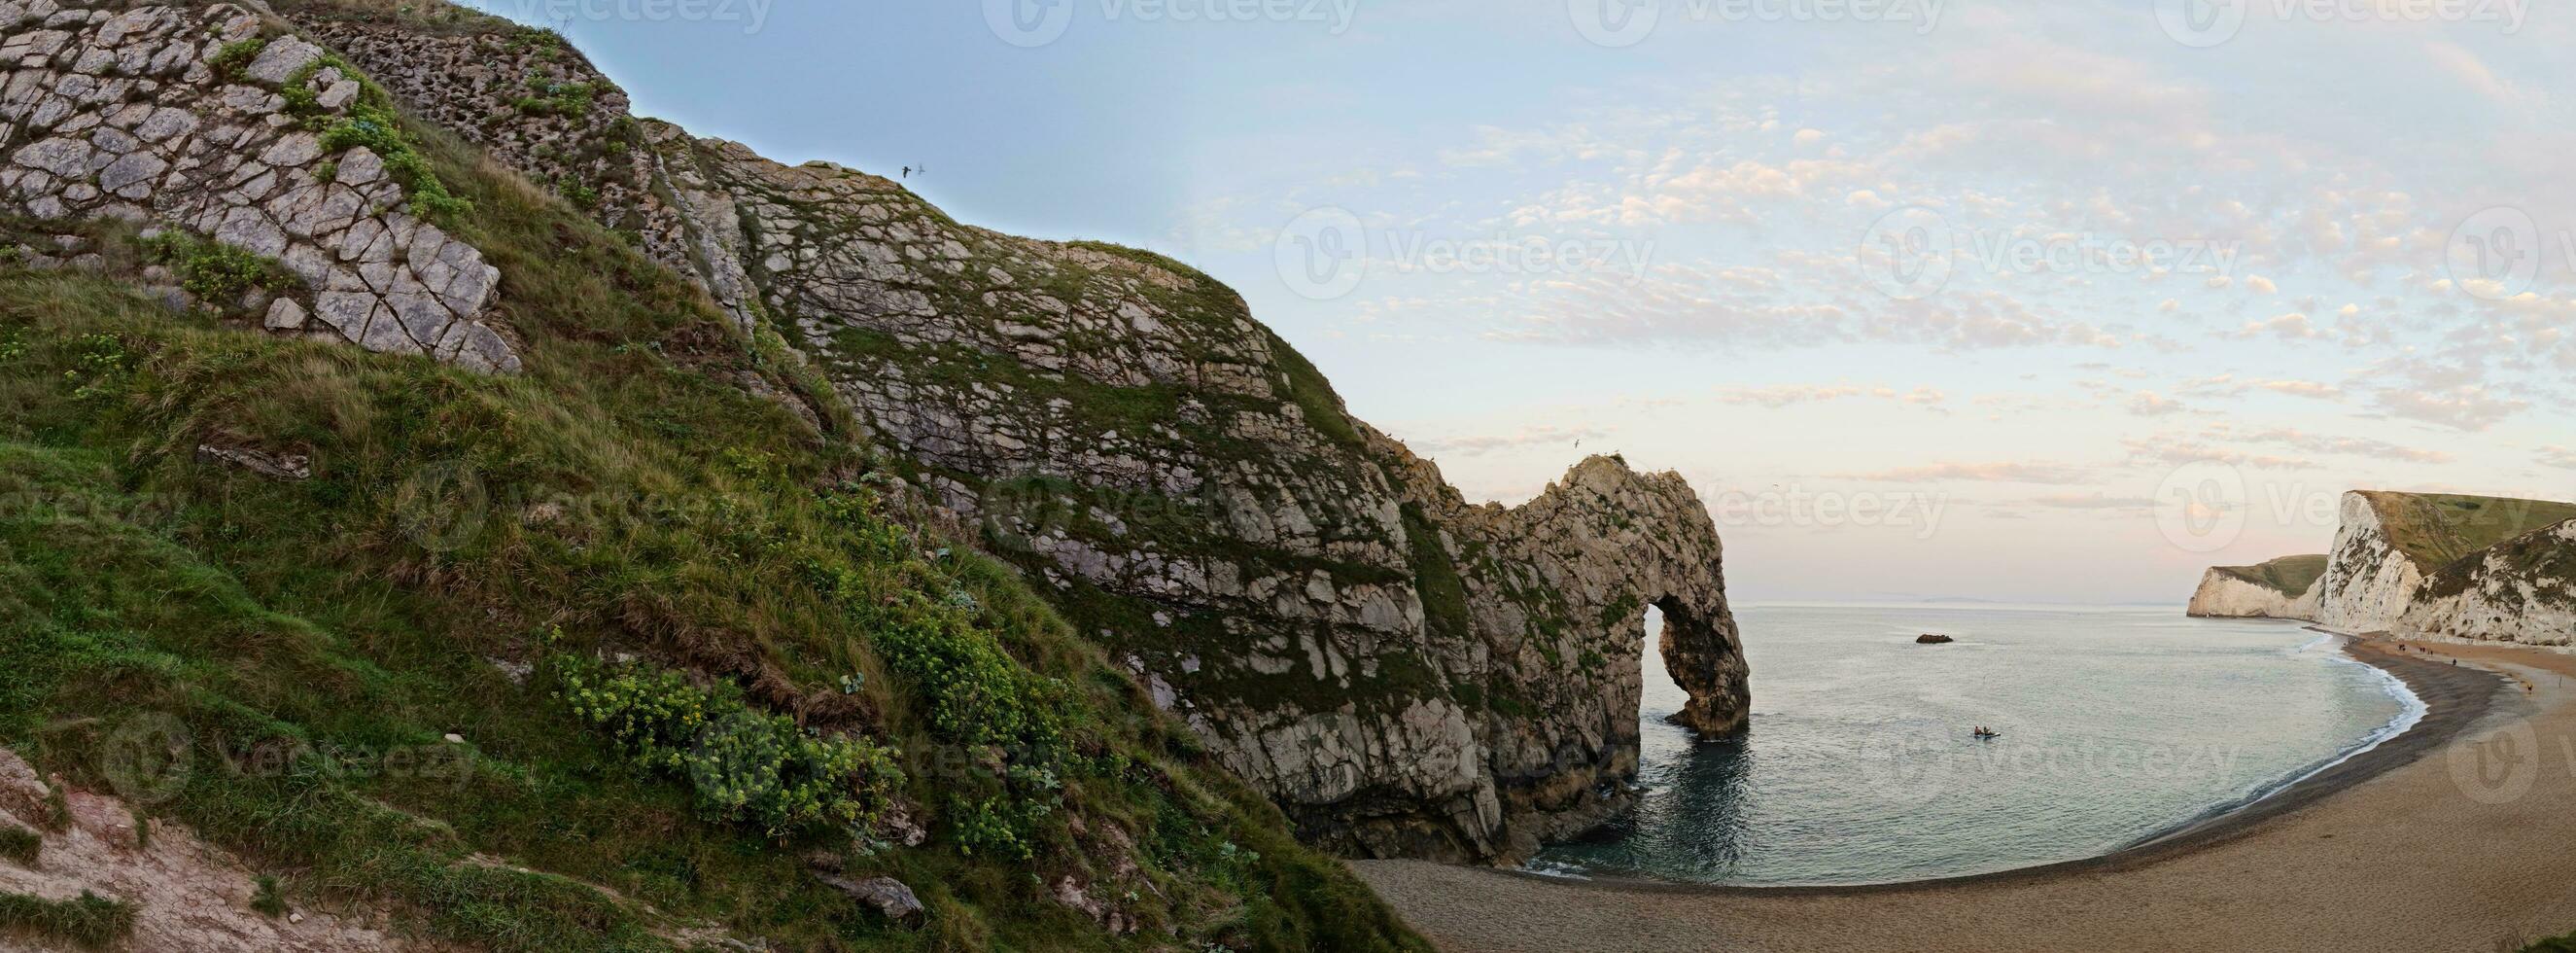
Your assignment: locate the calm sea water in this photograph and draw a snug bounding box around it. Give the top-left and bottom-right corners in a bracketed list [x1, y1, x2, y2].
[1533, 603, 2419, 887]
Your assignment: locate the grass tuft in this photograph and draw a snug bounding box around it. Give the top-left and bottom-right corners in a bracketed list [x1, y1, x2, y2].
[0, 827, 36, 866]
[0, 891, 135, 950]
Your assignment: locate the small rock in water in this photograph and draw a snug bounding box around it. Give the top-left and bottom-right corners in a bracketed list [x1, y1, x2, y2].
[1916, 633, 1955, 645]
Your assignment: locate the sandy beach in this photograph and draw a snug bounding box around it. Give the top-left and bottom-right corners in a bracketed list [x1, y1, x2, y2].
[1357, 637, 2576, 952]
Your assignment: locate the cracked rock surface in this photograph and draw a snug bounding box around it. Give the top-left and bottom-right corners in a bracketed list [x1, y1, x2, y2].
[267, 0, 1754, 865]
[1, 0, 517, 371]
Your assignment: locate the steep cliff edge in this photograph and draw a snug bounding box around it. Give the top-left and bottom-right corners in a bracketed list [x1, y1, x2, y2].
[2186, 554, 2325, 619]
[2316, 491, 2576, 633]
[262, 0, 1753, 864]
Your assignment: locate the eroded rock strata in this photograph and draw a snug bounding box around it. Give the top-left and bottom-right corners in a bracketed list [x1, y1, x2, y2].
[239, 0, 1751, 863]
[0, 1, 518, 371]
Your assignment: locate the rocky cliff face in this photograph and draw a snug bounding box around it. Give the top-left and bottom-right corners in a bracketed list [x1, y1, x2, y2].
[261, 0, 1749, 863]
[2208, 491, 2576, 646]
[0, 1, 518, 371]
[2399, 520, 2576, 647]
[2315, 493, 2424, 632]
[2185, 556, 2323, 620]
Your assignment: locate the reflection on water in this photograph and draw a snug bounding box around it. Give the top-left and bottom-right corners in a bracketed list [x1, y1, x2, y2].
[1553, 730, 1754, 878]
[1533, 604, 2415, 886]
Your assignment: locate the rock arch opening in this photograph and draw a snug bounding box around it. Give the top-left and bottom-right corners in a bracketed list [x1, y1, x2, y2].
[1648, 594, 1749, 735]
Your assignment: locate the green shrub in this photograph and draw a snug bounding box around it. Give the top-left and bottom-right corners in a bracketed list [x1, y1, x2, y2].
[319, 99, 471, 223]
[513, 75, 599, 118]
[207, 38, 265, 81]
[806, 485, 1072, 758]
[62, 334, 132, 406]
[554, 653, 902, 838]
[250, 876, 287, 918]
[0, 891, 134, 949]
[139, 231, 291, 307]
[0, 827, 36, 865]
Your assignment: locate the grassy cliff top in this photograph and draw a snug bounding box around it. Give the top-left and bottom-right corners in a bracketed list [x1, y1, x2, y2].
[2212, 554, 2329, 596]
[2358, 491, 2576, 572]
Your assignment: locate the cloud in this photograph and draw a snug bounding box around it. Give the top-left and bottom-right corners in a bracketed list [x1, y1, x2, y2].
[2245, 275, 2279, 295]
[2121, 434, 2312, 470]
[2367, 386, 2528, 432]
[1831, 461, 2095, 484]
[2217, 427, 2454, 465]
[2424, 41, 2527, 106]
[1710, 383, 1950, 409]
[1713, 384, 1864, 407]
[1403, 424, 1610, 456]
[2233, 312, 2322, 340]
[2254, 379, 2344, 401]
[2538, 445, 2576, 471]
[2127, 392, 2185, 416]
[2015, 493, 2157, 513]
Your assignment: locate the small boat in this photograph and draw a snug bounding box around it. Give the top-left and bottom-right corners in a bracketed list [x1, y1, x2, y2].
[1971, 730, 2001, 740]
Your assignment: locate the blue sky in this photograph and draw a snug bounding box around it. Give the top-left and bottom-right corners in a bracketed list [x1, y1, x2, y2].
[468, 0, 2576, 604]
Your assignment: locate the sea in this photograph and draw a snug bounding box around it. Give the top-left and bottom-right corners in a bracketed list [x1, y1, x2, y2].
[1529, 603, 2421, 887]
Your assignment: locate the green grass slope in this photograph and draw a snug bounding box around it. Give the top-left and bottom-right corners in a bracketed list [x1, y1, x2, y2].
[2359, 491, 2576, 572]
[2212, 554, 2329, 597]
[0, 91, 1422, 952]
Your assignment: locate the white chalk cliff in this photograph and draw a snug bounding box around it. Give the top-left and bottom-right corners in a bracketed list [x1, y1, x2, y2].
[2201, 491, 2576, 646]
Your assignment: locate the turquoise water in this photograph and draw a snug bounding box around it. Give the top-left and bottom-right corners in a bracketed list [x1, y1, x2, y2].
[1532, 604, 2419, 887]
